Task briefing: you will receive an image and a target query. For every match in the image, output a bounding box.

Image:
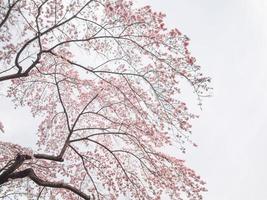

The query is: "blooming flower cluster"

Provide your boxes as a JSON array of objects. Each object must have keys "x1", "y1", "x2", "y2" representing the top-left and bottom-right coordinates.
[{"x1": 0, "y1": 0, "x2": 210, "y2": 199}]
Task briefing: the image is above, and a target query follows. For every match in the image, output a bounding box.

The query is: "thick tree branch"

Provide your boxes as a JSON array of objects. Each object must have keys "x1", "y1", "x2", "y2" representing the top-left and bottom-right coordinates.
[
  {"x1": 0, "y1": 154, "x2": 91, "y2": 199},
  {"x1": 0, "y1": 154, "x2": 31, "y2": 185},
  {"x1": 7, "y1": 168, "x2": 91, "y2": 200},
  {"x1": 33, "y1": 154, "x2": 64, "y2": 162}
]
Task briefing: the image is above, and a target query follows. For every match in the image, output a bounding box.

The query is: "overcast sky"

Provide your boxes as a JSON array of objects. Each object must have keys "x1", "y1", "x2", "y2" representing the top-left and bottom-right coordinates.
[
  {"x1": 1, "y1": 1, "x2": 267, "y2": 200},
  {"x1": 136, "y1": 0, "x2": 267, "y2": 199}
]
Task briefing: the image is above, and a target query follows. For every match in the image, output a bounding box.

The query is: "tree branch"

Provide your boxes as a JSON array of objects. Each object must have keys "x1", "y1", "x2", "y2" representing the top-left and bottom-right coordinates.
[
  {"x1": 0, "y1": 154, "x2": 31, "y2": 184},
  {"x1": 8, "y1": 168, "x2": 91, "y2": 200},
  {"x1": 0, "y1": 154, "x2": 91, "y2": 199},
  {"x1": 0, "y1": 0, "x2": 21, "y2": 29}
]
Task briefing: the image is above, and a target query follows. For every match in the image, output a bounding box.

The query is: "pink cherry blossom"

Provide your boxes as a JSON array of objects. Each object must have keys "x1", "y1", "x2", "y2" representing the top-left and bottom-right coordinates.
[{"x1": 0, "y1": 0, "x2": 210, "y2": 199}]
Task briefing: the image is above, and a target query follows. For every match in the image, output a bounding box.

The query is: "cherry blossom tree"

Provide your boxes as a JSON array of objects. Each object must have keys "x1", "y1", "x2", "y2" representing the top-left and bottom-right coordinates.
[{"x1": 0, "y1": 0, "x2": 210, "y2": 199}]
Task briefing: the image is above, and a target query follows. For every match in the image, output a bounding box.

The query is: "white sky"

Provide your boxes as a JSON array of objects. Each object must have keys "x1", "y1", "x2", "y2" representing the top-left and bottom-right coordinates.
[
  {"x1": 136, "y1": 0, "x2": 267, "y2": 199},
  {"x1": 1, "y1": 0, "x2": 267, "y2": 199}
]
